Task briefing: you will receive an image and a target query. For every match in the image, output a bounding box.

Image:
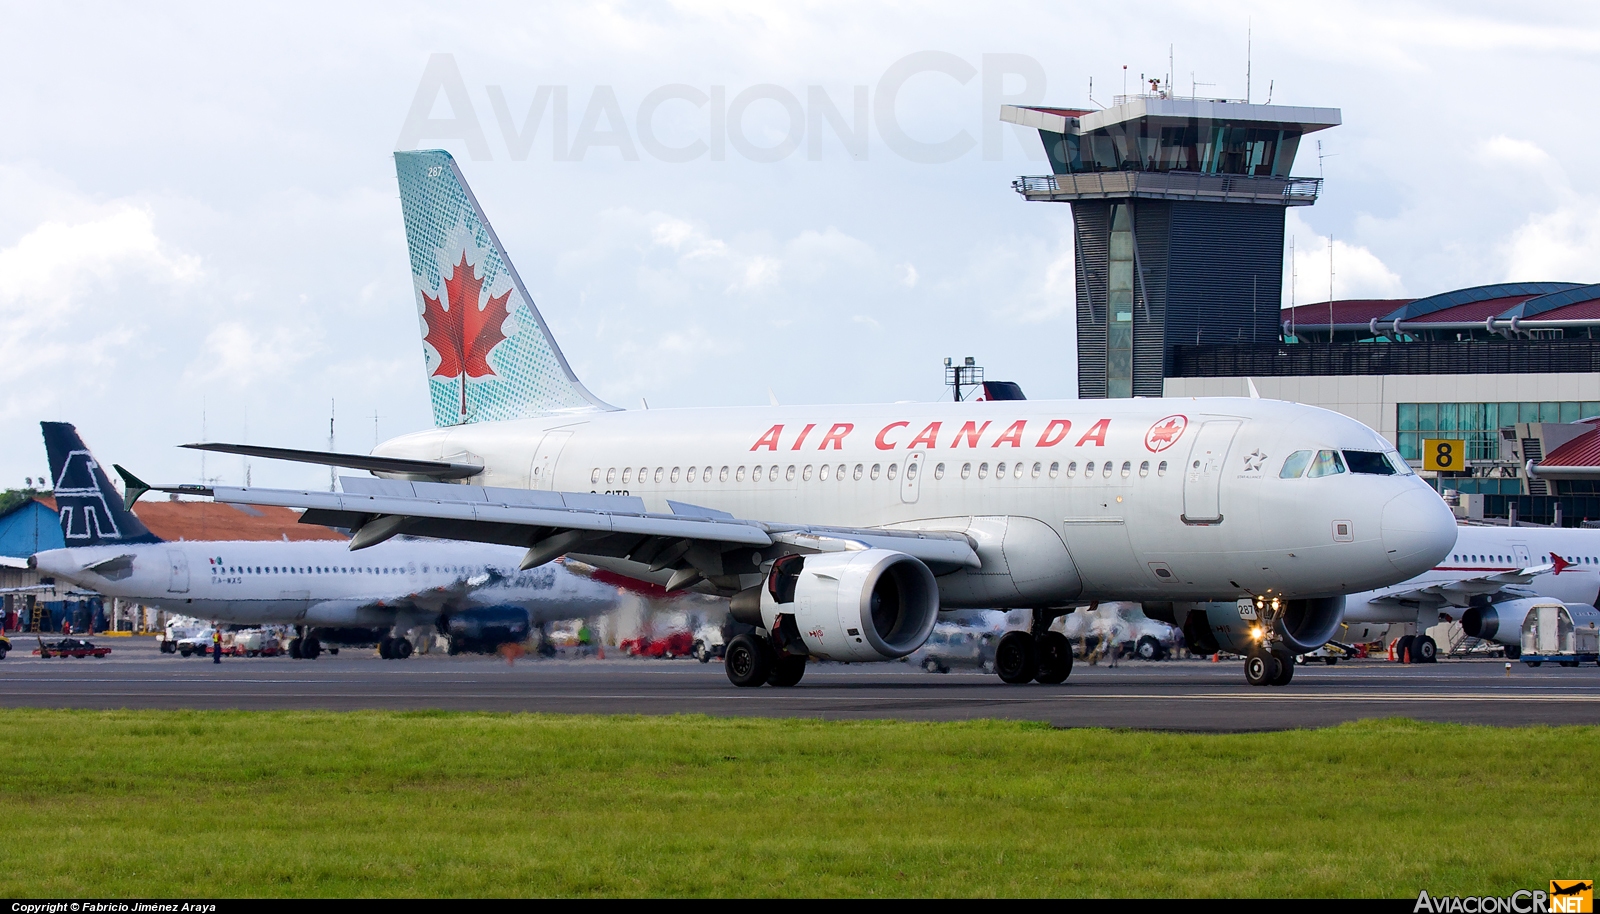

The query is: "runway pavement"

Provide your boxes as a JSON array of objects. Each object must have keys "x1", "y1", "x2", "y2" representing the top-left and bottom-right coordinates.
[{"x1": 3, "y1": 636, "x2": 1599, "y2": 730}]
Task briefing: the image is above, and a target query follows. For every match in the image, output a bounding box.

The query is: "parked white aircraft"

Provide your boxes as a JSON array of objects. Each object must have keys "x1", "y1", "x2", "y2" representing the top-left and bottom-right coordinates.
[
  {"x1": 1337, "y1": 524, "x2": 1600, "y2": 661},
  {"x1": 28, "y1": 422, "x2": 626, "y2": 659},
  {"x1": 190, "y1": 149, "x2": 1458, "y2": 688}
]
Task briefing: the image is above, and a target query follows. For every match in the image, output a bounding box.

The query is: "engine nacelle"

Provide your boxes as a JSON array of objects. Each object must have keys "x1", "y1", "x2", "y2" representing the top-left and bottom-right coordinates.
[
  {"x1": 1178, "y1": 596, "x2": 1345, "y2": 655},
  {"x1": 756, "y1": 549, "x2": 939, "y2": 662},
  {"x1": 1462, "y1": 598, "x2": 1540, "y2": 646}
]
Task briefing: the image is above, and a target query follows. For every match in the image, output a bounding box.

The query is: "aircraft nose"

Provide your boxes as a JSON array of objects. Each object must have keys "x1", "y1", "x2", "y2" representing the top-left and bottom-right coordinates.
[{"x1": 1380, "y1": 485, "x2": 1457, "y2": 577}]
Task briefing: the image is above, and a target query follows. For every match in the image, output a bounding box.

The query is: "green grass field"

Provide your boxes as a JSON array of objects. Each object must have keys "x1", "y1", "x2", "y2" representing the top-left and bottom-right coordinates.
[{"x1": 0, "y1": 711, "x2": 1592, "y2": 897}]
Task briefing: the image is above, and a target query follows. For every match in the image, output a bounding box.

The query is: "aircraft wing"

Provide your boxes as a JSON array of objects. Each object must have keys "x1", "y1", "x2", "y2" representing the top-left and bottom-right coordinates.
[
  {"x1": 210, "y1": 476, "x2": 981, "y2": 596},
  {"x1": 1361, "y1": 560, "x2": 1557, "y2": 608}
]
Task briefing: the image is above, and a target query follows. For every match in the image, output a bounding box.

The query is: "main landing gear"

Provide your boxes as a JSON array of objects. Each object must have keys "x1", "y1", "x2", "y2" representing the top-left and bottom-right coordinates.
[
  {"x1": 378, "y1": 635, "x2": 414, "y2": 659},
  {"x1": 995, "y1": 608, "x2": 1074, "y2": 685},
  {"x1": 724, "y1": 632, "x2": 808, "y2": 688},
  {"x1": 287, "y1": 625, "x2": 322, "y2": 660}
]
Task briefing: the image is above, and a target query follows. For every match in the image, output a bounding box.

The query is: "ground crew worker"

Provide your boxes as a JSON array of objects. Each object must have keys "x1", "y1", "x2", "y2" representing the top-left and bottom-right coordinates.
[{"x1": 212, "y1": 628, "x2": 222, "y2": 664}]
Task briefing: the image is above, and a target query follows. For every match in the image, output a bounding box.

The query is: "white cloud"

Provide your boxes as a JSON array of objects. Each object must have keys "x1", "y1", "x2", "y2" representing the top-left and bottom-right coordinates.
[
  {"x1": 184, "y1": 321, "x2": 321, "y2": 387},
  {"x1": 1285, "y1": 210, "x2": 1405, "y2": 302},
  {"x1": 1503, "y1": 202, "x2": 1600, "y2": 283}
]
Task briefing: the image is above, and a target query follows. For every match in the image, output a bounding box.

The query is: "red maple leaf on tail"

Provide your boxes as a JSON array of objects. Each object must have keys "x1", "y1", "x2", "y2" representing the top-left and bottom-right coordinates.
[{"x1": 421, "y1": 253, "x2": 511, "y2": 380}]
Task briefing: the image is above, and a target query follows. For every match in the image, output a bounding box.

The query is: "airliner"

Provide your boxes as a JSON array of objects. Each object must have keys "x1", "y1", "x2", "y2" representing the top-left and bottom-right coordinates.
[
  {"x1": 189, "y1": 149, "x2": 1459, "y2": 689},
  {"x1": 1337, "y1": 524, "x2": 1600, "y2": 661},
  {"x1": 28, "y1": 422, "x2": 627, "y2": 658}
]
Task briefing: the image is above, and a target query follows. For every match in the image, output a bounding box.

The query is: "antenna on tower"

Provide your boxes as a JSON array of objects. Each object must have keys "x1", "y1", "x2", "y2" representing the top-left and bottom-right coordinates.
[
  {"x1": 328, "y1": 399, "x2": 336, "y2": 492},
  {"x1": 1246, "y1": 20, "x2": 1252, "y2": 103},
  {"x1": 1288, "y1": 236, "x2": 1297, "y2": 340},
  {"x1": 1266, "y1": 79, "x2": 1274, "y2": 104},
  {"x1": 1328, "y1": 234, "x2": 1335, "y2": 347}
]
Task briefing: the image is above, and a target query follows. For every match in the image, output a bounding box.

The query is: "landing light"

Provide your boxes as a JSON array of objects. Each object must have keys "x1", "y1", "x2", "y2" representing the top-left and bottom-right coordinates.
[{"x1": 1250, "y1": 626, "x2": 1264, "y2": 641}]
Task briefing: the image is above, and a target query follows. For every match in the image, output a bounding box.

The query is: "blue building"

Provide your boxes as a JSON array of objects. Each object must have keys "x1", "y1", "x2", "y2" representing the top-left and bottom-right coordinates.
[{"x1": 0, "y1": 495, "x2": 101, "y2": 632}]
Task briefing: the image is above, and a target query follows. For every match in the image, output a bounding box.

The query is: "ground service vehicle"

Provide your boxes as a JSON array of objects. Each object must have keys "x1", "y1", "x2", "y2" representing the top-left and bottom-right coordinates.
[{"x1": 33, "y1": 637, "x2": 111, "y2": 658}]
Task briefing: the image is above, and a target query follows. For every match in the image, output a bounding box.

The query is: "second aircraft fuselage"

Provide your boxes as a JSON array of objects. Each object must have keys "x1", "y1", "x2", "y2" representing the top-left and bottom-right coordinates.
[{"x1": 373, "y1": 397, "x2": 1458, "y2": 608}]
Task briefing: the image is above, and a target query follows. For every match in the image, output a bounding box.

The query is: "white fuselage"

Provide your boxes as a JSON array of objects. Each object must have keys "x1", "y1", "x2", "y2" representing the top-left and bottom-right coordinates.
[
  {"x1": 374, "y1": 397, "x2": 1458, "y2": 608},
  {"x1": 1340, "y1": 525, "x2": 1600, "y2": 641},
  {"x1": 31, "y1": 538, "x2": 623, "y2": 628}
]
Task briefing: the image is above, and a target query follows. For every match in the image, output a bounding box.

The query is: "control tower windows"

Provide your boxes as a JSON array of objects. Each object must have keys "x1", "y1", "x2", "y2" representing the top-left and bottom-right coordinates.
[{"x1": 1107, "y1": 204, "x2": 1136, "y2": 398}]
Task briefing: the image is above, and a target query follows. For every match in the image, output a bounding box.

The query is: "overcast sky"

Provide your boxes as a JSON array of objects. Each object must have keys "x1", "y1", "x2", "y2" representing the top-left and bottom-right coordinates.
[{"x1": 3, "y1": 1, "x2": 1598, "y2": 489}]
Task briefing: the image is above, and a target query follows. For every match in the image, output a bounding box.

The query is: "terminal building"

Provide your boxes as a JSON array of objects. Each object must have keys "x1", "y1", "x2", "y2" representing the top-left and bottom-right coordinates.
[{"x1": 1003, "y1": 95, "x2": 1600, "y2": 525}]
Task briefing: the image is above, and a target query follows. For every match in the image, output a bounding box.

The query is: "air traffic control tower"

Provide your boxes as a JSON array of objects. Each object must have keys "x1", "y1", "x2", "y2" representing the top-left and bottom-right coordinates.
[{"x1": 1002, "y1": 95, "x2": 1339, "y2": 398}]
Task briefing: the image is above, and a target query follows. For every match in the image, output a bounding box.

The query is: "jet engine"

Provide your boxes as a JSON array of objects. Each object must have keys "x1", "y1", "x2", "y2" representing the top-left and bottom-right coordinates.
[
  {"x1": 1166, "y1": 596, "x2": 1346, "y2": 656},
  {"x1": 441, "y1": 605, "x2": 532, "y2": 654},
  {"x1": 733, "y1": 549, "x2": 940, "y2": 662},
  {"x1": 1462, "y1": 598, "x2": 1539, "y2": 646}
]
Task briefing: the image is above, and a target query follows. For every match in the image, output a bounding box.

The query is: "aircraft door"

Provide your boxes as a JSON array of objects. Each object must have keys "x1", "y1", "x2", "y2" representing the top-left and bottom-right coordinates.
[
  {"x1": 166, "y1": 549, "x2": 189, "y2": 593},
  {"x1": 529, "y1": 430, "x2": 573, "y2": 491},
  {"x1": 1182, "y1": 420, "x2": 1241, "y2": 525},
  {"x1": 1512, "y1": 543, "x2": 1531, "y2": 567},
  {"x1": 901, "y1": 452, "x2": 924, "y2": 504}
]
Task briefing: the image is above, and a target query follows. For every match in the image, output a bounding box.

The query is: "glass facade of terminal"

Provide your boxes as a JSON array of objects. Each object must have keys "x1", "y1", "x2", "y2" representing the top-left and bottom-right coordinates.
[
  {"x1": 1044, "y1": 122, "x2": 1302, "y2": 177},
  {"x1": 1399, "y1": 401, "x2": 1600, "y2": 495}
]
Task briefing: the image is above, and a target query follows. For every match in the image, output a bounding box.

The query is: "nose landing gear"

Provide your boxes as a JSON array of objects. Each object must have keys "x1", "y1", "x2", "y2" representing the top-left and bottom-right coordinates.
[{"x1": 1243, "y1": 596, "x2": 1293, "y2": 686}]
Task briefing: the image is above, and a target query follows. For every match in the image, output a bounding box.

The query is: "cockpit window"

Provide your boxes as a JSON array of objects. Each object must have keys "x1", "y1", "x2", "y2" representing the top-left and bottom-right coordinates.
[
  {"x1": 1343, "y1": 450, "x2": 1397, "y2": 475},
  {"x1": 1306, "y1": 449, "x2": 1346, "y2": 478},
  {"x1": 1385, "y1": 452, "x2": 1415, "y2": 475},
  {"x1": 1280, "y1": 450, "x2": 1312, "y2": 479}
]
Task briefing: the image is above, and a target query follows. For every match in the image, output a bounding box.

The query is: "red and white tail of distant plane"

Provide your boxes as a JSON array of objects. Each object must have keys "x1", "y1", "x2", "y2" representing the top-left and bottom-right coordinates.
[{"x1": 193, "y1": 149, "x2": 1458, "y2": 688}]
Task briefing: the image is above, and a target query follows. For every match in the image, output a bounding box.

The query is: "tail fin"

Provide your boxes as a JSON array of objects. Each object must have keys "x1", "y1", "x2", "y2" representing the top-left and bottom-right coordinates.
[
  {"x1": 394, "y1": 149, "x2": 616, "y2": 426},
  {"x1": 41, "y1": 422, "x2": 161, "y2": 546}
]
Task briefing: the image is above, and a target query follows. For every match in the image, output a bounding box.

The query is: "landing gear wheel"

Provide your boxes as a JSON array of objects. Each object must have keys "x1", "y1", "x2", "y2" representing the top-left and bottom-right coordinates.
[
  {"x1": 1033, "y1": 631, "x2": 1074, "y2": 684},
  {"x1": 768, "y1": 655, "x2": 807, "y2": 687},
  {"x1": 1324, "y1": 657, "x2": 1337, "y2": 666},
  {"x1": 378, "y1": 637, "x2": 394, "y2": 659},
  {"x1": 724, "y1": 634, "x2": 773, "y2": 687},
  {"x1": 1245, "y1": 652, "x2": 1280, "y2": 687},
  {"x1": 301, "y1": 637, "x2": 321, "y2": 660},
  {"x1": 395, "y1": 638, "x2": 413, "y2": 659},
  {"x1": 922, "y1": 657, "x2": 945, "y2": 674},
  {"x1": 995, "y1": 631, "x2": 1038, "y2": 684},
  {"x1": 1394, "y1": 635, "x2": 1415, "y2": 663},
  {"x1": 1412, "y1": 635, "x2": 1437, "y2": 664},
  {"x1": 1269, "y1": 650, "x2": 1295, "y2": 686},
  {"x1": 288, "y1": 638, "x2": 302, "y2": 659},
  {"x1": 1503, "y1": 644, "x2": 1521, "y2": 660}
]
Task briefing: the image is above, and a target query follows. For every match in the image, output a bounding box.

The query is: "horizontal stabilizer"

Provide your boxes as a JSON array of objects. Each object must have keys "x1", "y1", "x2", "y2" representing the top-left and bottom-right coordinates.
[{"x1": 182, "y1": 443, "x2": 482, "y2": 480}]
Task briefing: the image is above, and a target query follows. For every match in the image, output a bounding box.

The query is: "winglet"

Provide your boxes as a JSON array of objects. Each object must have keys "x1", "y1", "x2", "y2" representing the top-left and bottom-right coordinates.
[
  {"x1": 113, "y1": 464, "x2": 151, "y2": 511},
  {"x1": 1551, "y1": 552, "x2": 1571, "y2": 575}
]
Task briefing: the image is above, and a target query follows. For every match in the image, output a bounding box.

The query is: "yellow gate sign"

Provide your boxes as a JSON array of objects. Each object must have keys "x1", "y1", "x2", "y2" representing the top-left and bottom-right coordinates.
[{"x1": 1422, "y1": 438, "x2": 1466, "y2": 472}]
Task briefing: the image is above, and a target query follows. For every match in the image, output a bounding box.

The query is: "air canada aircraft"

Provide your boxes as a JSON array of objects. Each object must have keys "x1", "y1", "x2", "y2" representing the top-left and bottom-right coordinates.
[
  {"x1": 28, "y1": 422, "x2": 625, "y2": 658},
  {"x1": 1337, "y1": 524, "x2": 1600, "y2": 661},
  {"x1": 189, "y1": 149, "x2": 1458, "y2": 688}
]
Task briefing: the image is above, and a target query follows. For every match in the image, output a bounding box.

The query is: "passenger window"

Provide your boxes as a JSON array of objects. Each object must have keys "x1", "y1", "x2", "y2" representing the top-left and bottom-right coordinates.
[
  {"x1": 961, "y1": 463, "x2": 971, "y2": 480},
  {"x1": 736, "y1": 466, "x2": 746, "y2": 481},
  {"x1": 703, "y1": 465, "x2": 712, "y2": 481},
  {"x1": 837, "y1": 464, "x2": 846, "y2": 481},
  {"x1": 770, "y1": 464, "x2": 780, "y2": 479},
  {"x1": 1157, "y1": 460, "x2": 1167, "y2": 476},
  {"x1": 671, "y1": 467, "x2": 681, "y2": 483},
  {"x1": 1307, "y1": 450, "x2": 1346, "y2": 477},
  {"x1": 654, "y1": 468, "x2": 664, "y2": 483},
  {"x1": 1085, "y1": 461, "x2": 1096, "y2": 476},
  {"x1": 1032, "y1": 462, "x2": 1042, "y2": 479},
  {"x1": 786, "y1": 465, "x2": 796, "y2": 481},
  {"x1": 606, "y1": 468, "x2": 616, "y2": 485},
  {"x1": 1139, "y1": 461, "x2": 1149, "y2": 477},
  {"x1": 1049, "y1": 461, "x2": 1059, "y2": 478},
  {"x1": 1067, "y1": 461, "x2": 1077, "y2": 477},
  {"x1": 819, "y1": 464, "x2": 830, "y2": 481},
  {"x1": 687, "y1": 466, "x2": 697, "y2": 483},
  {"x1": 978, "y1": 462, "x2": 989, "y2": 479},
  {"x1": 870, "y1": 464, "x2": 880, "y2": 480},
  {"x1": 638, "y1": 466, "x2": 648, "y2": 482},
  {"x1": 1120, "y1": 461, "x2": 1131, "y2": 478},
  {"x1": 853, "y1": 464, "x2": 864, "y2": 480},
  {"x1": 590, "y1": 468, "x2": 600, "y2": 484},
  {"x1": 1103, "y1": 462, "x2": 1114, "y2": 479},
  {"x1": 1343, "y1": 451, "x2": 1397, "y2": 475},
  {"x1": 718, "y1": 466, "x2": 728, "y2": 482},
  {"x1": 752, "y1": 466, "x2": 763, "y2": 482},
  {"x1": 996, "y1": 462, "x2": 1007, "y2": 478},
  {"x1": 887, "y1": 464, "x2": 898, "y2": 480},
  {"x1": 802, "y1": 465, "x2": 813, "y2": 481},
  {"x1": 622, "y1": 468, "x2": 632, "y2": 484},
  {"x1": 934, "y1": 463, "x2": 945, "y2": 480},
  {"x1": 1280, "y1": 450, "x2": 1312, "y2": 478}
]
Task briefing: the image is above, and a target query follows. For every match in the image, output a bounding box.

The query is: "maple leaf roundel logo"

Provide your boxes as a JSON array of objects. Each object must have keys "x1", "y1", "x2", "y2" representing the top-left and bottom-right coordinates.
[
  {"x1": 422, "y1": 253, "x2": 511, "y2": 380},
  {"x1": 1144, "y1": 415, "x2": 1188, "y2": 452}
]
